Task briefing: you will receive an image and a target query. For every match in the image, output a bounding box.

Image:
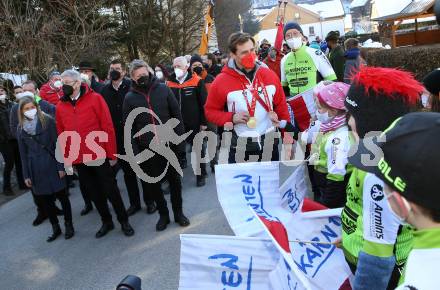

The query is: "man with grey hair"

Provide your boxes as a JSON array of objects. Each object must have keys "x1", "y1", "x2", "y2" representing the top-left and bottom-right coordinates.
[
  {"x1": 123, "y1": 59, "x2": 190, "y2": 232},
  {"x1": 56, "y1": 69, "x2": 135, "y2": 238},
  {"x1": 167, "y1": 56, "x2": 208, "y2": 187}
]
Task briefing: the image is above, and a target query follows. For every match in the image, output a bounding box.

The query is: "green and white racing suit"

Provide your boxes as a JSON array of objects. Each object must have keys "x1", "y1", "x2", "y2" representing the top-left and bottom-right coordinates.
[
  {"x1": 396, "y1": 228, "x2": 440, "y2": 290},
  {"x1": 310, "y1": 125, "x2": 354, "y2": 208},
  {"x1": 342, "y1": 169, "x2": 413, "y2": 272},
  {"x1": 281, "y1": 45, "x2": 336, "y2": 96}
]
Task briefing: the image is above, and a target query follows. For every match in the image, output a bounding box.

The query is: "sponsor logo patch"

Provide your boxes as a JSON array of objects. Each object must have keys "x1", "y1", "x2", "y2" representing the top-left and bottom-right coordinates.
[{"x1": 371, "y1": 184, "x2": 384, "y2": 201}]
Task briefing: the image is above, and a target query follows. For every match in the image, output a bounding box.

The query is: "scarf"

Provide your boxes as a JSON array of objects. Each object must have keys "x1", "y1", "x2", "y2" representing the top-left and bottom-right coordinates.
[
  {"x1": 320, "y1": 114, "x2": 346, "y2": 133},
  {"x1": 23, "y1": 117, "x2": 38, "y2": 135}
]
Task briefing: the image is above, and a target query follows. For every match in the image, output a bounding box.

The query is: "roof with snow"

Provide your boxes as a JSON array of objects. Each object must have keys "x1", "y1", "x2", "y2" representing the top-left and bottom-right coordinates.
[
  {"x1": 297, "y1": 0, "x2": 345, "y2": 18},
  {"x1": 254, "y1": 7, "x2": 275, "y2": 17},
  {"x1": 373, "y1": 0, "x2": 412, "y2": 18},
  {"x1": 350, "y1": 0, "x2": 368, "y2": 9},
  {"x1": 373, "y1": 0, "x2": 435, "y2": 21}
]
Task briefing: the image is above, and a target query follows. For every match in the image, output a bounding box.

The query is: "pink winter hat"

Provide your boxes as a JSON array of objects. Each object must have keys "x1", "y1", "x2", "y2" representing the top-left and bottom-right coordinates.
[{"x1": 314, "y1": 81, "x2": 350, "y2": 110}]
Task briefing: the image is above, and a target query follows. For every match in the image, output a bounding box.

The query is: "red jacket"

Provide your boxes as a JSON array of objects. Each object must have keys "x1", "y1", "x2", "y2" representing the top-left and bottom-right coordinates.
[
  {"x1": 264, "y1": 53, "x2": 282, "y2": 80},
  {"x1": 40, "y1": 82, "x2": 62, "y2": 105},
  {"x1": 204, "y1": 61, "x2": 290, "y2": 137},
  {"x1": 56, "y1": 84, "x2": 117, "y2": 165}
]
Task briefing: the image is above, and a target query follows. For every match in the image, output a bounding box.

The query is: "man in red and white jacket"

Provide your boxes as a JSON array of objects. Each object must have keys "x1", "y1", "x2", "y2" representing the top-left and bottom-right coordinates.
[
  {"x1": 40, "y1": 71, "x2": 63, "y2": 105},
  {"x1": 56, "y1": 69, "x2": 134, "y2": 239},
  {"x1": 205, "y1": 32, "x2": 297, "y2": 163}
]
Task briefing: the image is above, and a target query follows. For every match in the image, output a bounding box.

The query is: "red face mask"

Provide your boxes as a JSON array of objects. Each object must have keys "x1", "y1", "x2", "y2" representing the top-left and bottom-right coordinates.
[{"x1": 241, "y1": 52, "x2": 257, "y2": 70}]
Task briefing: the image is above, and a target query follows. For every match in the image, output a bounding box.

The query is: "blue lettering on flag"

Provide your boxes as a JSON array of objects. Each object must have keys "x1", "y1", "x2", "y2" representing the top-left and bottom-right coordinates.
[
  {"x1": 234, "y1": 174, "x2": 276, "y2": 222},
  {"x1": 208, "y1": 253, "x2": 253, "y2": 290},
  {"x1": 293, "y1": 216, "x2": 342, "y2": 278},
  {"x1": 282, "y1": 185, "x2": 301, "y2": 214}
]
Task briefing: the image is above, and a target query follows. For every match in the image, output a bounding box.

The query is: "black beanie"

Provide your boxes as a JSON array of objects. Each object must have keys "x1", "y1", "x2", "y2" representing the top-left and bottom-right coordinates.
[
  {"x1": 283, "y1": 22, "x2": 303, "y2": 39},
  {"x1": 423, "y1": 68, "x2": 440, "y2": 96},
  {"x1": 345, "y1": 66, "x2": 423, "y2": 138},
  {"x1": 190, "y1": 54, "x2": 203, "y2": 66}
]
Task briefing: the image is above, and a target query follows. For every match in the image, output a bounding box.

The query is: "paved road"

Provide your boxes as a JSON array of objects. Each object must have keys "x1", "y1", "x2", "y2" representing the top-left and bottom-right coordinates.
[
  {"x1": 0, "y1": 154, "x2": 295, "y2": 290},
  {"x1": 0, "y1": 162, "x2": 233, "y2": 290}
]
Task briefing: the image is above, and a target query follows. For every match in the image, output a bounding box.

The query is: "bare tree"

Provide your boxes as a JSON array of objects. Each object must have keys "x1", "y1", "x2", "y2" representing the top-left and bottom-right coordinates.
[
  {"x1": 214, "y1": 0, "x2": 252, "y2": 52},
  {"x1": 0, "y1": 0, "x2": 208, "y2": 81},
  {"x1": 0, "y1": 0, "x2": 115, "y2": 82}
]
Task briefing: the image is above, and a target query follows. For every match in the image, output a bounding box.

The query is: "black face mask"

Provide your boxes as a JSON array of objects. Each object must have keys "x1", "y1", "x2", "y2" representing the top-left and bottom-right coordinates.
[
  {"x1": 193, "y1": 67, "x2": 203, "y2": 76},
  {"x1": 110, "y1": 70, "x2": 121, "y2": 81},
  {"x1": 62, "y1": 84, "x2": 74, "y2": 97},
  {"x1": 135, "y1": 74, "x2": 151, "y2": 90}
]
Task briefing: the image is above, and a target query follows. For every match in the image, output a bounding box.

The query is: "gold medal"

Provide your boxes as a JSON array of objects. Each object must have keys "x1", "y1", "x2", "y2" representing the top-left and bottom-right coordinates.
[{"x1": 247, "y1": 117, "x2": 257, "y2": 129}]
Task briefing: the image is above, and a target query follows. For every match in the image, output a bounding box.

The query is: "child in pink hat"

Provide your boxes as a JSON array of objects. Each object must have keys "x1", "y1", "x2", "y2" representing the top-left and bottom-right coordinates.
[{"x1": 306, "y1": 81, "x2": 352, "y2": 208}]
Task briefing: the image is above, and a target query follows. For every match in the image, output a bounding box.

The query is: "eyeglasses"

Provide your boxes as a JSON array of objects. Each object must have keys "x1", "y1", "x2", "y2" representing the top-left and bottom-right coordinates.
[
  {"x1": 285, "y1": 32, "x2": 302, "y2": 39},
  {"x1": 62, "y1": 80, "x2": 77, "y2": 86}
]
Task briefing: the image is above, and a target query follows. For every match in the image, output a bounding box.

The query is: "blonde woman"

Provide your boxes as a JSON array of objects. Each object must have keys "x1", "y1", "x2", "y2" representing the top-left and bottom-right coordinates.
[{"x1": 17, "y1": 96, "x2": 74, "y2": 242}]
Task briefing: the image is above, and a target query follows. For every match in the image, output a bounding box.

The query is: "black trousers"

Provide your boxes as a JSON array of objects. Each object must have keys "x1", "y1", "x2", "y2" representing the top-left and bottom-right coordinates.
[
  {"x1": 76, "y1": 160, "x2": 128, "y2": 224},
  {"x1": 313, "y1": 170, "x2": 348, "y2": 209},
  {"x1": 32, "y1": 191, "x2": 48, "y2": 215},
  {"x1": 78, "y1": 177, "x2": 93, "y2": 208},
  {"x1": 140, "y1": 154, "x2": 183, "y2": 216},
  {"x1": 41, "y1": 189, "x2": 72, "y2": 225},
  {"x1": 184, "y1": 129, "x2": 206, "y2": 177},
  {"x1": 0, "y1": 140, "x2": 25, "y2": 190},
  {"x1": 117, "y1": 158, "x2": 153, "y2": 207},
  {"x1": 228, "y1": 133, "x2": 280, "y2": 164}
]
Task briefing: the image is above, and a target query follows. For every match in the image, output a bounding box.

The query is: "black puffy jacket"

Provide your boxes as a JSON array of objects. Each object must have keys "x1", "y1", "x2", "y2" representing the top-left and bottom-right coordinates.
[
  {"x1": 123, "y1": 77, "x2": 185, "y2": 154},
  {"x1": 0, "y1": 100, "x2": 14, "y2": 143}
]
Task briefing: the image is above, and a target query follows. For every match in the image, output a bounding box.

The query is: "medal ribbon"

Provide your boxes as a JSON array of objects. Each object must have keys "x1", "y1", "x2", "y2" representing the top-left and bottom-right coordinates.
[
  {"x1": 241, "y1": 83, "x2": 257, "y2": 117},
  {"x1": 241, "y1": 73, "x2": 273, "y2": 118},
  {"x1": 256, "y1": 75, "x2": 273, "y2": 112}
]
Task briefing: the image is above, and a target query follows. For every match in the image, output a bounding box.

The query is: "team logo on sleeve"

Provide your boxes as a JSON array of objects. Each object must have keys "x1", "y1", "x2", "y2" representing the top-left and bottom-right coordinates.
[
  {"x1": 370, "y1": 184, "x2": 384, "y2": 201},
  {"x1": 369, "y1": 184, "x2": 385, "y2": 239},
  {"x1": 315, "y1": 50, "x2": 323, "y2": 55},
  {"x1": 331, "y1": 138, "x2": 341, "y2": 165}
]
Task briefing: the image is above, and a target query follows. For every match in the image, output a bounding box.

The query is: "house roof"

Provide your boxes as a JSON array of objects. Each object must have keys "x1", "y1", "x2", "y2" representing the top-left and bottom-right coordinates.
[
  {"x1": 350, "y1": 0, "x2": 369, "y2": 9},
  {"x1": 254, "y1": 7, "x2": 275, "y2": 17},
  {"x1": 372, "y1": 0, "x2": 435, "y2": 21},
  {"x1": 258, "y1": 1, "x2": 321, "y2": 25},
  {"x1": 297, "y1": 0, "x2": 345, "y2": 18}
]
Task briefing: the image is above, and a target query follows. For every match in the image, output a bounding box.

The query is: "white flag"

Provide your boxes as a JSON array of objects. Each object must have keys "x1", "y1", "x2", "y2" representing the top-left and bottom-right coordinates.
[
  {"x1": 279, "y1": 163, "x2": 309, "y2": 214},
  {"x1": 179, "y1": 235, "x2": 279, "y2": 290},
  {"x1": 215, "y1": 161, "x2": 351, "y2": 290}
]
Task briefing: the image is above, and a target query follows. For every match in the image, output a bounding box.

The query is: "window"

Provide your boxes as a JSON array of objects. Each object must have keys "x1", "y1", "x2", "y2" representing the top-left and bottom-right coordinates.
[{"x1": 309, "y1": 26, "x2": 315, "y2": 36}]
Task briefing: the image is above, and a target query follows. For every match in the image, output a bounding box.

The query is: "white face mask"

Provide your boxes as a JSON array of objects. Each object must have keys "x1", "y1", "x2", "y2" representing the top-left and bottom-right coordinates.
[
  {"x1": 80, "y1": 73, "x2": 89, "y2": 81},
  {"x1": 155, "y1": 71, "x2": 164, "y2": 80},
  {"x1": 386, "y1": 198, "x2": 411, "y2": 226},
  {"x1": 174, "y1": 68, "x2": 185, "y2": 79},
  {"x1": 53, "y1": 80, "x2": 63, "y2": 89},
  {"x1": 316, "y1": 110, "x2": 333, "y2": 124},
  {"x1": 24, "y1": 108, "x2": 37, "y2": 120},
  {"x1": 421, "y1": 93, "x2": 430, "y2": 108},
  {"x1": 286, "y1": 37, "x2": 303, "y2": 50},
  {"x1": 0, "y1": 94, "x2": 6, "y2": 102}
]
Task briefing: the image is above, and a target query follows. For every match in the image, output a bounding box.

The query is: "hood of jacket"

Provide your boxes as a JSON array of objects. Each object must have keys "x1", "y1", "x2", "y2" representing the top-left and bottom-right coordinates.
[
  {"x1": 130, "y1": 74, "x2": 160, "y2": 94},
  {"x1": 345, "y1": 48, "x2": 360, "y2": 60}
]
